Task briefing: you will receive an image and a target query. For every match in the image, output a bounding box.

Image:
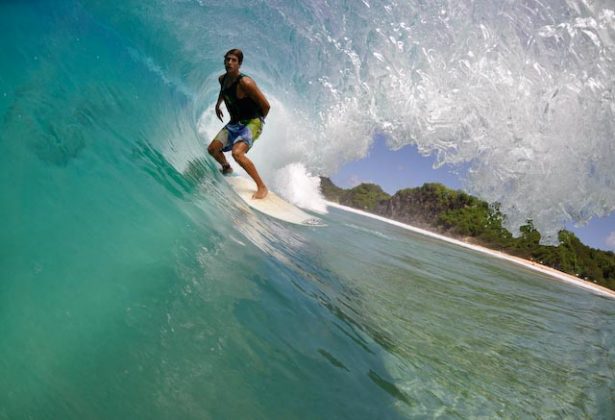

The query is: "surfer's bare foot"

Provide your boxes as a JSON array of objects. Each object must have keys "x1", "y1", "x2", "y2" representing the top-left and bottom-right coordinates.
[
  {"x1": 221, "y1": 164, "x2": 233, "y2": 175},
  {"x1": 252, "y1": 186, "x2": 268, "y2": 199}
]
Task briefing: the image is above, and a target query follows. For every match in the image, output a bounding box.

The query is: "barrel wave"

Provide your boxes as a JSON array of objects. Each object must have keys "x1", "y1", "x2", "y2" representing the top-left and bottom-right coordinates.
[{"x1": 1, "y1": 1, "x2": 614, "y2": 418}]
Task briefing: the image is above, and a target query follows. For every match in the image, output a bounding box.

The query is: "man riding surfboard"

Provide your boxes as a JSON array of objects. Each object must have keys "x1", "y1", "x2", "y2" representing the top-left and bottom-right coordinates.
[{"x1": 207, "y1": 49, "x2": 271, "y2": 199}]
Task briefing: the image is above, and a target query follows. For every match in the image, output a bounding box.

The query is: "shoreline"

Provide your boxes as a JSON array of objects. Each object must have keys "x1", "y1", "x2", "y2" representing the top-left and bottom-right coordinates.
[{"x1": 326, "y1": 202, "x2": 615, "y2": 300}]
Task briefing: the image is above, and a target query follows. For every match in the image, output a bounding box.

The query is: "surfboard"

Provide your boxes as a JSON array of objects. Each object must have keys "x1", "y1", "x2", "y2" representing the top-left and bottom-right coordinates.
[{"x1": 227, "y1": 175, "x2": 326, "y2": 227}]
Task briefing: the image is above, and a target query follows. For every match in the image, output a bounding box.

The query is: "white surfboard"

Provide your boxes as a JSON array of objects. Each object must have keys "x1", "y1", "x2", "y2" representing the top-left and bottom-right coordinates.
[{"x1": 227, "y1": 175, "x2": 325, "y2": 227}]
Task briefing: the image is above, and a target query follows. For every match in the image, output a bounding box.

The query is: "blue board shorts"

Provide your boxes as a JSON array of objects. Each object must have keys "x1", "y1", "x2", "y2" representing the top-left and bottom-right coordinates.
[{"x1": 213, "y1": 117, "x2": 264, "y2": 152}]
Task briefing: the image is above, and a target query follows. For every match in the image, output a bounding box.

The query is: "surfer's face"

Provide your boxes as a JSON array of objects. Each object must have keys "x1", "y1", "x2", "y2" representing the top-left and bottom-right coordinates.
[{"x1": 224, "y1": 54, "x2": 240, "y2": 73}]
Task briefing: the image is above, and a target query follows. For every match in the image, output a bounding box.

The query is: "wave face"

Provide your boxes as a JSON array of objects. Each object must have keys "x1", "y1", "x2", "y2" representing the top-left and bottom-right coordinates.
[{"x1": 1, "y1": 1, "x2": 614, "y2": 418}]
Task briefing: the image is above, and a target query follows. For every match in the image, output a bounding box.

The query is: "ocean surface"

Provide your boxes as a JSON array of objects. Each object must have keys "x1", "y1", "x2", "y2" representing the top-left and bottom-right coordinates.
[{"x1": 2, "y1": 1, "x2": 614, "y2": 418}]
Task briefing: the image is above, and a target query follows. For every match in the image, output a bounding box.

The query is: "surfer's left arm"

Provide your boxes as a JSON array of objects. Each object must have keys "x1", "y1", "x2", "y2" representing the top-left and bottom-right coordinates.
[
  {"x1": 215, "y1": 74, "x2": 225, "y2": 121},
  {"x1": 241, "y1": 77, "x2": 270, "y2": 118}
]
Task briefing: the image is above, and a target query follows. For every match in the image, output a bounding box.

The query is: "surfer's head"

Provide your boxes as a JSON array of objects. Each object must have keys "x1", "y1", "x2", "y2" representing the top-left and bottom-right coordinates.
[
  {"x1": 224, "y1": 49, "x2": 243, "y2": 74},
  {"x1": 224, "y1": 48, "x2": 243, "y2": 66}
]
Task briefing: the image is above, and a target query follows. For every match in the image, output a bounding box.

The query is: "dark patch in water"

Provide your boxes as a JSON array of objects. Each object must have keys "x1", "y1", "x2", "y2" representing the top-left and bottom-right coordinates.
[
  {"x1": 2, "y1": 85, "x2": 92, "y2": 166},
  {"x1": 368, "y1": 369, "x2": 413, "y2": 406},
  {"x1": 317, "y1": 348, "x2": 350, "y2": 372}
]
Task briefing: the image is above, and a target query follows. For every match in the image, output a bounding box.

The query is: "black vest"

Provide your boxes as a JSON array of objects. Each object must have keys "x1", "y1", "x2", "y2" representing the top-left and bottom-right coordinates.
[{"x1": 220, "y1": 73, "x2": 261, "y2": 122}]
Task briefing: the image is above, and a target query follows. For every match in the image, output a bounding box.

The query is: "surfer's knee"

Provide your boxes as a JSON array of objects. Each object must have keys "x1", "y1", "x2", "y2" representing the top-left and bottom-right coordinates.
[
  {"x1": 231, "y1": 149, "x2": 245, "y2": 162},
  {"x1": 231, "y1": 141, "x2": 249, "y2": 162},
  {"x1": 207, "y1": 142, "x2": 220, "y2": 156}
]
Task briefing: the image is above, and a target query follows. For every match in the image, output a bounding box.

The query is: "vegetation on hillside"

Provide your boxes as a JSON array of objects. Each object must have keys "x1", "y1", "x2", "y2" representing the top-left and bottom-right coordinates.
[
  {"x1": 321, "y1": 177, "x2": 391, "y2": 211},
  {"x1": 321, "y1": 178, "x2": 615, "y2": 291}
]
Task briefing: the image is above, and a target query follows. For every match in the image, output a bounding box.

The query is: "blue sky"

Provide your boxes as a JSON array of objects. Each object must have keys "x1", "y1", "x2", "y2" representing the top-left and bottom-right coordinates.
[{"x1": 331, "y1": 135, "x2": 615, "y2": 252}]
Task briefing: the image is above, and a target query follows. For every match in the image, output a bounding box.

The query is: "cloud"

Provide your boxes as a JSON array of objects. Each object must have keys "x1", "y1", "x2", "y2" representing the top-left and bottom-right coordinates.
[{"x1": 606, "y1": 231, "x2": 615, "y2": 250}]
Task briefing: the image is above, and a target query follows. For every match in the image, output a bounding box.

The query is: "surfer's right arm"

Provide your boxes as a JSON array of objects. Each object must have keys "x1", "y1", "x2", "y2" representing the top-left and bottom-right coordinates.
[{"x1": 215, "y1": 75, "x2": 224, "y2": 121}]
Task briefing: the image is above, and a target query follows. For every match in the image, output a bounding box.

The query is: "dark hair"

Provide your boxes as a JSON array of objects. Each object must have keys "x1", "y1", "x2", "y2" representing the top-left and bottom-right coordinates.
[{"x1": 224, "y1": 48, "x2": 243, "y2": 65}]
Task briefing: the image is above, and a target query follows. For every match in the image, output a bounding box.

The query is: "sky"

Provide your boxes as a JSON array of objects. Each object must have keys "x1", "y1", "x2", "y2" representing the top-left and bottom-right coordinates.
[{"x1": 330, "y1": 134, "x2": 615, "y2": 252}]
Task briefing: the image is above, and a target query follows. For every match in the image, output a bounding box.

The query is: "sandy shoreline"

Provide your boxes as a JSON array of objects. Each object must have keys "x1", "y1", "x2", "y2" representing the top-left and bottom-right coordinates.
[{"x1": 326, "y1": 202, "x2": 615, "y2": 300}]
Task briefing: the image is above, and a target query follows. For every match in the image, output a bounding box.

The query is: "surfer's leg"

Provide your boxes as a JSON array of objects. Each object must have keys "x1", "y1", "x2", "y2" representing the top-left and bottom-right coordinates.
[
  {"x1": 231, "y1": 142, "x2": 268, "y2": 199},
  {"x1": 207, "y1": 139, "x2": 233, "y2": 174}
]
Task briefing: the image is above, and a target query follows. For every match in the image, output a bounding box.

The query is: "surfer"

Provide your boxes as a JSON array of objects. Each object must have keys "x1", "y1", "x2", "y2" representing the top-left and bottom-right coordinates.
[{"x1": 208, "y1": 48, "x2": 271, "y2": 199}]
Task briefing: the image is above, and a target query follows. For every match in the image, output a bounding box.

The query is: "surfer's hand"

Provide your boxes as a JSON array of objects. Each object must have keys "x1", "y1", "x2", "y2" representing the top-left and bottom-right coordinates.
[{"x1": 215, "y1": 106, "x2": 223, "y2": 122}]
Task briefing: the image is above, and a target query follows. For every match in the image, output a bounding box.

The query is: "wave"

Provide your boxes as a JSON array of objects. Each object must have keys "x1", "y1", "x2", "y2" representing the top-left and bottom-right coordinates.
[
  {"x1": 2, "y1": 2, "x2": 615, "y2": 417},
  {"x1": 5, "y1": 0, "x2": 611, "y2": 241}
]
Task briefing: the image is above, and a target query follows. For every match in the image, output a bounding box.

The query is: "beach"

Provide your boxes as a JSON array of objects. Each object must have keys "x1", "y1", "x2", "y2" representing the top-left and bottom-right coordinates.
[{"x1": 327, "y1": 202, "x2": 615, "y2": 299}]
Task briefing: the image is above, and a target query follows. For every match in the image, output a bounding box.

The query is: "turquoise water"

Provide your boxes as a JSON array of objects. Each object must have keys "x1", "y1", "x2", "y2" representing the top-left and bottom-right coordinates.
[{"x1": 2, "y1": 1, "x2": 614, "y2": 418}]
